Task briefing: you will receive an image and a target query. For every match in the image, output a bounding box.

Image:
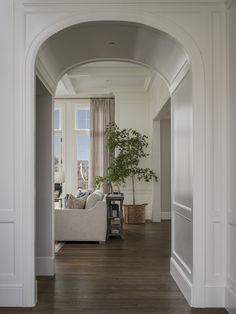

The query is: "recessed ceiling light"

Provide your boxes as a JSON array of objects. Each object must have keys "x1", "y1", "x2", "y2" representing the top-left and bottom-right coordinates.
[{"x1": 106, "y1": 41, "x2": 117, "y2": 47}]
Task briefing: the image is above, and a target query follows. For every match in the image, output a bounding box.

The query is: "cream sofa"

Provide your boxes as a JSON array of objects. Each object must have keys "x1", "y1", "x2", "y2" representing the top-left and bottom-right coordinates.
[{"x1": 55, "y1": 200, "x2": 107, "y2": 243}]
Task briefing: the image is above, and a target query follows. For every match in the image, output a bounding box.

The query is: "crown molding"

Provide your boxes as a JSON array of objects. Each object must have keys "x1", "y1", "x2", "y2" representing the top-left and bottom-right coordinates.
[{"x1": 21, "y1": 0, "x2": 226, "y2": 5}]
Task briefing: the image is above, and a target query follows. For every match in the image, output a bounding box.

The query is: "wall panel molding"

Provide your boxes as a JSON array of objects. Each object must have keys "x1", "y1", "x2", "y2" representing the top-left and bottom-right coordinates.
[
  {"x1": 173, "y1": 251, "x2": 192, "y2": 275},
  {"x1": 226, "y1": 286, "x2": 236, "y2": 313},
  {"x1": 205, "y1": 286, "x2": 225, "y2": 307},
  {"x1": 0, "y1": 285, "x2": 23, "y2": 307}
]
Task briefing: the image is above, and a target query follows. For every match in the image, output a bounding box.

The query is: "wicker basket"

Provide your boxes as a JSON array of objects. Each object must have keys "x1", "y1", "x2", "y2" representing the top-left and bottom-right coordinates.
[{"x1": 123, "y1": 204, "x2": 146, "y2": 224}]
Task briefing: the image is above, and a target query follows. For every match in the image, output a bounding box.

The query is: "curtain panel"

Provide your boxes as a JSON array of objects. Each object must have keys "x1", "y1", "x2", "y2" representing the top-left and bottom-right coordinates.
[{"x1": 89, "y1": 98, "x2": 115, "y2": 191}]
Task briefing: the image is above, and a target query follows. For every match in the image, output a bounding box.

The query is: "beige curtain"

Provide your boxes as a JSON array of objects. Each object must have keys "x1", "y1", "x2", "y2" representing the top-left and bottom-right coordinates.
[{"x1": 89, "y1": 98, "x2": 115, "y2": 191}]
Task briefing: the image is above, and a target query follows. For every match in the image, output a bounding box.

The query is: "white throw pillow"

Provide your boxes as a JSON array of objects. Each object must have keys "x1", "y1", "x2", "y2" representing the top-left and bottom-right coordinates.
[{"x1": 85, "y1": 191, "x2": 102, "y2": 209}]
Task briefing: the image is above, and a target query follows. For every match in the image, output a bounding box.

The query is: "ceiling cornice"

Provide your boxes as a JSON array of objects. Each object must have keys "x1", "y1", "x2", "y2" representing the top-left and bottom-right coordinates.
[
  {"x1": 23, "y1": 0, "x2": 226, "y2": 7},
  {"x1": 61, "y1": 74, "x2": 76, "y2": 95}
]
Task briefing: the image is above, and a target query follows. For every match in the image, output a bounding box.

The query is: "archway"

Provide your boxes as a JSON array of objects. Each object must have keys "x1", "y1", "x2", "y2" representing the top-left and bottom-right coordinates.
[{"x1": 22, "y1": 15, "x2": 205, "y2": 307}]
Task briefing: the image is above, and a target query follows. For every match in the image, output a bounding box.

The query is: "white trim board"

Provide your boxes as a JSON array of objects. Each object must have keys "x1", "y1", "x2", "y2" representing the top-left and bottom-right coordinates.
[
  {"x1": 170, "y1": 257, "x2": 192, "y2": 305},
  {"x1": 205, "y1": 286, "x2": 225, "y2": 307},
  {"x1": 35, "y1": 257, "x2": 55, "y2": 276},
  {"x1": 161, "y1": 211, "x2": 171, "y2": 220},
  {"x1": 226, "y1": 287, "x2": 236, "y2": 313},
  {"x1": 0, "y1": 286, "x2": 23, "y2": 307},
  {"x1": 15, "y1": 5, "x2": 210, "y2": 307}
]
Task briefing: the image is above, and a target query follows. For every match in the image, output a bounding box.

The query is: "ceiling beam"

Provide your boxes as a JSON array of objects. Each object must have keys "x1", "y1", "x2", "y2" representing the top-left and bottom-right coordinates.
[{"x1": 68, "y1": 67, "x2": 153, "y2": 78}]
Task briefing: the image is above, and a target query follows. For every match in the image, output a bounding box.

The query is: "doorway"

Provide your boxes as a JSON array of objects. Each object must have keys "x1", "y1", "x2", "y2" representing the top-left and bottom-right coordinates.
[
  {"x1": 152, "y1": 99, "x2": 171, "y2": 222},
  {"x1": 35, "y1": 77, "x2": 54, "y2": 276},
  {"x1": 21, "y1": 17, "x2": 206, "y2": 307}
]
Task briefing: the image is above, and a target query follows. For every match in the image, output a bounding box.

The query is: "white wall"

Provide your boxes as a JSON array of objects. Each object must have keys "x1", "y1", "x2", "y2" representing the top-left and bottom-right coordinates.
[
  {"x1": 150, "y1": 77, "x2": 170, "y2": 120},
  {"x1": 0, "y1": 0, "x2": 22, "y2": 306},
  {"x1": 35, "y1": 78, "x2": 54, "y2": 276},
  {"x1": 226, "y1": 1, "x2": 236, "y2": 313},
  {"x1": 170, "y1": 72, "x2": 193, "y2": 302},
  {"x1": 115, "y1": 92, "x2": 153, "y2": 219},
  {"x1": 150, "y1": 76, "x2": 170, "y2": 222},
  {"x1": 160, "y1": 118, "x2": 171, "y2": 220}
]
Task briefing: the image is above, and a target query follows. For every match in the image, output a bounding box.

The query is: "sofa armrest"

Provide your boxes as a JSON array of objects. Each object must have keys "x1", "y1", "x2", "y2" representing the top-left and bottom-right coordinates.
[{"x1": 55, "y1": 200, "x2": 107, "y2": 242}]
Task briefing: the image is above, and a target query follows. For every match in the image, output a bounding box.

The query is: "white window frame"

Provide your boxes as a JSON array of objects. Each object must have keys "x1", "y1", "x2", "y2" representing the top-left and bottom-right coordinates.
[
  {"x1": 75, "y1": 107, "x2": 90, "y2": 131},
  {"x1": 74, "y1": 104, "x2": 90, "y2": 190},
  {"x1": 54, "y1": 104, "x2": 65, "y2": 193},
  {"x1": 54, "y1": 100, "x2": 90, "y2": 195}
]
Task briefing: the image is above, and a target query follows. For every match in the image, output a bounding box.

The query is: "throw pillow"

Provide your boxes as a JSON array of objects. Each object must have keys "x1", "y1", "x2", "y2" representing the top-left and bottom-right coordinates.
[
  {"x1": 66, "y1": 194, "x2": 87, "y2": 209},
  {"x1": 76, "y1": 188, "x2": 93, "y2": 198},
  {"x1": 85, "y1": 191, "x2": 102, "y2": 209}
]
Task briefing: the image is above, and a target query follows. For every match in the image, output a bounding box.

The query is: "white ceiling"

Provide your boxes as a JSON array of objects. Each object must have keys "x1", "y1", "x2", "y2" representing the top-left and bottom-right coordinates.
[
  {"x1": 55, "y1": 61, "x2": 156, "y2": 96},
  {"x1": 37, "y1": 21, "x2": 188, "y2": 93}
]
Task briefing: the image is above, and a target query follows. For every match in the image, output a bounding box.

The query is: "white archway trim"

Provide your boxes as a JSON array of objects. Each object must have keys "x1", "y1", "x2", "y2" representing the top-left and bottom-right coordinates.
[{"x1": 17, "y1": 8, "x2": 206, "y2": 307}]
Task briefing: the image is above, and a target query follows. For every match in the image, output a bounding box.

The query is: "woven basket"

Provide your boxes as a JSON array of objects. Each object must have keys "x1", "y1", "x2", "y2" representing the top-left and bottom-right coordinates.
[{"x1": 123, "y1": 204, "x2": 146, "y2": 224}]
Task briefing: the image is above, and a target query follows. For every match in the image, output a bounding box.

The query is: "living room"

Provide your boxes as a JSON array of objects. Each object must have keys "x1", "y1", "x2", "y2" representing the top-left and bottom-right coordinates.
[{"x1": 35, "y1": 60, "x2": 172, "y2": 255}]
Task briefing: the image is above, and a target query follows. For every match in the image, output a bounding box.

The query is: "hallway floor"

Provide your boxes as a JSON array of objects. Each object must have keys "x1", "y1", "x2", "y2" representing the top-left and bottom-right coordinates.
[{"x1": 0, "y1": 221, "x2": 228, "y2": 313}]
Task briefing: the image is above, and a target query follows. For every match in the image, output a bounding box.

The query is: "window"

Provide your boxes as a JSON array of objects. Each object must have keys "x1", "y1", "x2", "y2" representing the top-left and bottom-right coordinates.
[
  {"x1": 54, "y1": 134, "x2": 62, "y2": 172},
  {"x1": 54, "y1": 108, "x2": 63, "y2": 172},
  {"x1": 76, "y1": 135, "x2": 90, "y2": 189},
  {"x1": 53, "y1": 103, "x2": 90, "y2": 193},
  {"x1": 76, "y1": 109, "x2": 90, "y2": 130},
  {"x1": 54, "y1": 109, "x2": 61, "y2": 130},
  {"x1": 75, "y1": 107, "x2": 90, "y2": 189}
]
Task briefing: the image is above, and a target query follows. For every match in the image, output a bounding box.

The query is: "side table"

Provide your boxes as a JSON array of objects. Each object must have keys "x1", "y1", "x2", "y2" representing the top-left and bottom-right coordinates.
[{"x1": 106, "y1": 193, "x2": 124, "y2": 240}]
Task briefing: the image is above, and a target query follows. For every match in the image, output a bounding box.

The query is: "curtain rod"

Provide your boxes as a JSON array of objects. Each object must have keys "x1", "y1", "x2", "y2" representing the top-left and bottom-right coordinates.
[{"x1": 54, "y1": 97, "x2": 115, "y2": 100}]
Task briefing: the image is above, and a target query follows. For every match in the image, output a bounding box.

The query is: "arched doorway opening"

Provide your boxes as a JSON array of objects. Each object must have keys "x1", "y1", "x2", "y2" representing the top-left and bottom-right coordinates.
[{"x1": 23, "y1": 17, "x2": 205, "y2": 307}]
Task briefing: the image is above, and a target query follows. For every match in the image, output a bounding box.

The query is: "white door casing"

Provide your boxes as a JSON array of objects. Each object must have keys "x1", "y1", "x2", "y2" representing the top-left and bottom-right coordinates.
[{"x1": 21, "y1": 9, "x2": 206, "y2": 307}]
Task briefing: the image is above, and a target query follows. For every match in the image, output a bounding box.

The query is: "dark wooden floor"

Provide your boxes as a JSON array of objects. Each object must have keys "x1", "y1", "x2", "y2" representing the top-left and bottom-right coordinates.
[{"x1": 0, "y1": 221, "x2": 228, "y2": 313}]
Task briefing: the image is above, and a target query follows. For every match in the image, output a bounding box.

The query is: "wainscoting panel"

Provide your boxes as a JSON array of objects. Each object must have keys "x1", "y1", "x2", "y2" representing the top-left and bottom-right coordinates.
[
  {"x1": 0, "y1": 222, "x2": 15, "y2": 276},
  {"x1": 228, "y1": 221, "x2": 236, "y2": 289},
  {"x1": 171, "y1": 71, "x2": 193, "y2": 304},
  {"x1": 173, "y1": 210, "x2": 192, "y2": 278}
]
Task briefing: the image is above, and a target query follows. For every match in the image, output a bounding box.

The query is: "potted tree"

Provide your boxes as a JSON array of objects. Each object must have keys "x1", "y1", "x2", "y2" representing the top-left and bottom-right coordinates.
[{"x1": 95, "y1": 123, "x2": 158, "y2": 223}]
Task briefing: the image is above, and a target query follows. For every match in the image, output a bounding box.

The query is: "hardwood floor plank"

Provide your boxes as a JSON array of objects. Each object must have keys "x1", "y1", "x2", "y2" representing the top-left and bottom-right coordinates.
[{"x1": 0, "y1": 221, "x2": 228, "y2": 313}]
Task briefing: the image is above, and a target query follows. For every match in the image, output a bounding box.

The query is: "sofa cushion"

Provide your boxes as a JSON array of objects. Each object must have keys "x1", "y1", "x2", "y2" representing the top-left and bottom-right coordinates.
[
  {"x1": 66, "y1": 193, "x2": 87, "y2": 209},
  {"x1": 85, "y1": 191, "x2": 103, "y2": 209}
]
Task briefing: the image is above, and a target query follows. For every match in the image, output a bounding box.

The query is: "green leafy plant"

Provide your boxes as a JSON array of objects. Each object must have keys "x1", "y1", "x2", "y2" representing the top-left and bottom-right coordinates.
[{"x1": 95, "y1": 123, "x2": 158, "y2": 204}]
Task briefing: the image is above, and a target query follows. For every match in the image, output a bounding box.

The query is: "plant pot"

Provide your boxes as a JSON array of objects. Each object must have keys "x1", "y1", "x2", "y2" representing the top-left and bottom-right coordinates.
[{"x1": 123, "y1": 204, "x2": 147, "y2": 224}]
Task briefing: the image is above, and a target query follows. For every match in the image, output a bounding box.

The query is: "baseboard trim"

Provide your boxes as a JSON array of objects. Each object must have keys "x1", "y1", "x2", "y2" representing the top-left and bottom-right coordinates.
[
  {"x1": 36, "y1": 256, "x2": 55, "y2": 276},
  {"x1": 205, "y1": 286, "x2": 225, "y2": 307},
  {"x1": 0, "y1": 285, "x2": 23, "y2": 306},
  {"x1": 226, "y1": 286, "x2": 236, "y2": 313},
  {"x1": 145, "y1": 210, "x2": 152, "y2": 220},
  {"x1": 161, "y1": 211, "x2": 171, "y2": 220},
  {"x1": 170, "y1": 257, "x2": 192, "y2": 305}
]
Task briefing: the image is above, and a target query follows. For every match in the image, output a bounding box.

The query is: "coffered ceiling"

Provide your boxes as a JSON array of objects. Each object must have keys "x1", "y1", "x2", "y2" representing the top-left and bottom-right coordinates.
[{"x1": 55, "y1": 61, "x2": 156, "y2": 96}]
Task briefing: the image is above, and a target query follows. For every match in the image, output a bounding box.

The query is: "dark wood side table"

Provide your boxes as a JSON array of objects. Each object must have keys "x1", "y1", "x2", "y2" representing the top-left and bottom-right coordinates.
[{"x1": 106, "y1": 193, "x2": 124, "y2": 240}]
